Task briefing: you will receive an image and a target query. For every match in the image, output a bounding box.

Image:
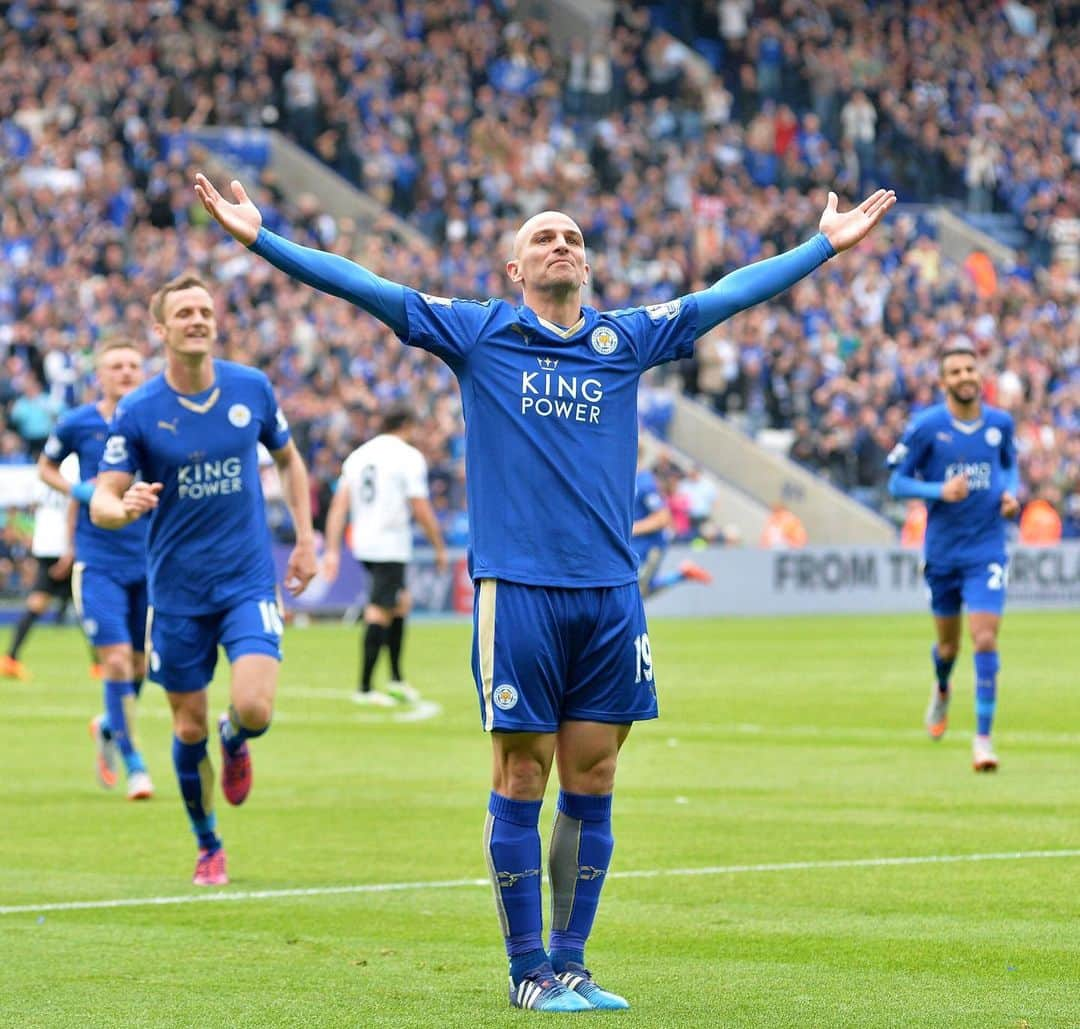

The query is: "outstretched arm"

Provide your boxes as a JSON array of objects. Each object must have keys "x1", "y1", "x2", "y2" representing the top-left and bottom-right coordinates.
[
  {"x1": 694, "y1": 188, "x2": 895, "y2": 336},
  {"x1": 194, "y1": 173, "x2": 408, "y2": 336},
  {"x1": 889, "y1": 470, "x2": 969, "y2": 503}
]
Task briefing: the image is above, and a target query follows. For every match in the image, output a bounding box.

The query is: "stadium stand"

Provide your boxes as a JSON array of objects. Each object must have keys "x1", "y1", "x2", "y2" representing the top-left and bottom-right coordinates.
[{"x1": 0, "y1": 0, "x2": 1076, "y2": 578}]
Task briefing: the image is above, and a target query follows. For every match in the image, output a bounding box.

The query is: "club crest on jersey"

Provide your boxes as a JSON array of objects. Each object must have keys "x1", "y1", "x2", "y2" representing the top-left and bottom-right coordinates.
[
  {"x1": 493, "y1": 683, "x2": 519, "y2": 710},
  {"x1": 590, "y1": 326, "x2": 618, "y2": 355},
  {"x1": 984, "y1": 426, "x2": 1002, "y2": 447},
  {"x1": 228, "y1": 404, "x2": 252, "y2": 428}
]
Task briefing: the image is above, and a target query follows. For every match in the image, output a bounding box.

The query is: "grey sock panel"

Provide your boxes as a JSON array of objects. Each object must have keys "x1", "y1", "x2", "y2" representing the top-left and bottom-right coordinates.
[{"x1": 548, "y1": 808, "x2": 582, "y2": 933}]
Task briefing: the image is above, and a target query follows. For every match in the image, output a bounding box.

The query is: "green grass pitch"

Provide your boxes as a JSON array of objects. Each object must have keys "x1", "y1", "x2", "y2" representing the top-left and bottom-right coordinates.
[{"x1": 2, "y1": 611, "x2": 1078, "y2": 1028}]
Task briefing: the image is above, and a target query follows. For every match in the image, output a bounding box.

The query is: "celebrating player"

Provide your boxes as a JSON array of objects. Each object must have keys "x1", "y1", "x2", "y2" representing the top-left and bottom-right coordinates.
[
  {"x1": 90, "y1": 274, "x2": 317, "y2": 885},
  {"x1": 40, "y1": 340, "x2": 153, "y2": 800},
  {"x1": 195, "y1": 170, "x2": 893, "y2": 1009},
  {"x1": 888, "y1": 340, "x2": 1018, "y2": 772},
  {"x1": 322, "y1": 402, "x2": 448, "y2": 706}
]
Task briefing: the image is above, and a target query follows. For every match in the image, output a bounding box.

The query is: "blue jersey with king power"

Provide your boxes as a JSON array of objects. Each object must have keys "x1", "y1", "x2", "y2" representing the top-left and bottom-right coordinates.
[
  {"x1": 43, "y1": 403, "x2": 147, "y2": 585},
  {"x1": 888, "y1": 403, "x2": 1016, "y2": 568},
  {"x1": 402, "y1": 291, "x2": 698, "y2": 586},
  {"x1": 100, "y1": 360, "x2": 290, "y2": 615},
  {"x1": 631, "y1": 469, "x2": 667, "y2": 561}
]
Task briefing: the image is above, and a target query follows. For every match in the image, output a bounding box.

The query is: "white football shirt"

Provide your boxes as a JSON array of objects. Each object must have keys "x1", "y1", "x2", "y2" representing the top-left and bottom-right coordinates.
[
  {"x1": 32, "y1": 453, "x2": 79, "y2": 558},
  {"x1": 341, "y1": 434, "x2": 429, "y2": 563}
]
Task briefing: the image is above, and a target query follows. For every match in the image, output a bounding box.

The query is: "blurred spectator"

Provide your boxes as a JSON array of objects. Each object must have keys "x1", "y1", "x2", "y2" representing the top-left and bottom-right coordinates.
[
  {"x1": 8, "y1": 377, "x2": 60, "y2": 459},
  {"x1": 899, "y1": 499, "x2": 927, "y2": 549},
  {"x1": 675, "y1": 465, "x2": 718, "y2": 538},
  {"x1": 0, "y1": 0, "x2": 1075, "y2": 551},
  {"x1": 760, "y1": 502, "x2": 808, "y2": 549},
  {"x1": 1019, "y1": 491, "x2": 1063, "y2": 546}
]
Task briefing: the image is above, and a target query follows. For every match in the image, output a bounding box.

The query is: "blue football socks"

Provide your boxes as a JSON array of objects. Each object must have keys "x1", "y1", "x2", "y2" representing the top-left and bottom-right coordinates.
[
  {"x1": 104, "y1": 680, "x2": 145, "y2": 774},
  {"x1": 485, "y1": 792, "x2": 546, "y2": 979},
  {"x1": 548, "y1": 790, "x2": 614, "y2": 972},
  {"x1": 220, "y1": 704, "x2": 268, "y2": 756},
  {"x1": 974, "y1": 650, "x2": 999, "y2": 736},
  {"x1": 932, "y1": 644, "x2": 955, "y2": 693},
  {"x1": 172, "y1": 736, "x2": 220, "y2": 852}
]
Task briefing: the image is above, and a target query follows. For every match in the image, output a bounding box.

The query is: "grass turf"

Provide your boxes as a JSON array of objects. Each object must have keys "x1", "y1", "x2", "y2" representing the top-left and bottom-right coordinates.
[{"x1": 1, "y1": 611, "x2": 1078, "y2": 1027}]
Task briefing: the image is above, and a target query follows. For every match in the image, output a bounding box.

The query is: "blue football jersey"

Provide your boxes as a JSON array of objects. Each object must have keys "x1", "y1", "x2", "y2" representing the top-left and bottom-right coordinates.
[
  {"x1": 888, "y1": 403, "x2": 1016, "y2": 567},
  {"x1": 401, "y1": 290, "x2": 698, "y2": 586},
  {"x1": 631, "y1": 469, "x2": 667, "y2": 560},
  {"x1": 44, "y1": 404, "x2": 148, "y2": 584},
  {"x1": 100, "y1": 360, "x2": 291, "y2": 615}
]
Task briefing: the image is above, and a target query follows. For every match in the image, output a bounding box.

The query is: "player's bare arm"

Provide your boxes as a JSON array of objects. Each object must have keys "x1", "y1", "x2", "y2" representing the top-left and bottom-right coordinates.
[
  {"x1": 194, "y1": 173, "x2": 261, "y2": 246},
  {"x1": 321, "y1": 483, "x2": 351, "y2": 585},
  {"x1": 272, "y1": 440, "x2": 317, "y2": 596},
  {"x1": 409, "y1": 496, "x2": 448, "y2": 573},
  {"x1": 37, "y1": 454, "x2": 77, "y2": 497},
  {"x1": 1000, "y1": 493, "x2": 1020, "y2": 519},
  {"x1": 90, "y1": 471, "x2": 161, "y2": 529},
  {"x1": 632, "y1": 507, "x2": 672, "y2": 537}
]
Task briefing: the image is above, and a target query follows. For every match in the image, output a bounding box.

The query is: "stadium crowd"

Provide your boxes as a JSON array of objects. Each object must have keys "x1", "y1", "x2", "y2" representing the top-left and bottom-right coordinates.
[{"x1": 1, "y1": 0, "x2": 1078, "y2": 596}]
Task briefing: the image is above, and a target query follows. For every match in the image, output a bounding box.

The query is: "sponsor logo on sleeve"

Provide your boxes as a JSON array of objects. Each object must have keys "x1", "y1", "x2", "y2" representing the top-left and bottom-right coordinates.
[
  {"x1": 645, "y1": 299, "x2": 682, "y2": 321},
  {"x1": 886, "y1": 442, "x2": 908, "y2": 466}
]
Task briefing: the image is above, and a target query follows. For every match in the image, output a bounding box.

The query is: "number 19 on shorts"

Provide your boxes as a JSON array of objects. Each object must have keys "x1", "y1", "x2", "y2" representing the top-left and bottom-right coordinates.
[{"x1": 633, "y1": 632, "x2": 653, "y2": 683}]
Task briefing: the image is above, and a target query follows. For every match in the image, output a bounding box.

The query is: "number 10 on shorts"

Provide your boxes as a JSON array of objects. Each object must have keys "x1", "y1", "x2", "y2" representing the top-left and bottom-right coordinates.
[
  {"x1": 258, "y1": 599, "x2": 284, "y2": 636},
  {"x1": 633, "y1": 632, "x2": 653, "y2": 683}
]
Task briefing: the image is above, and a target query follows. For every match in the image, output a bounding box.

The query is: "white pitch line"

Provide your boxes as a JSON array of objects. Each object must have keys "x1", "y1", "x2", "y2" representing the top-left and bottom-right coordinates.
[{"x1": 3, "y1": 848, "x2": 1078, "y2": 917}]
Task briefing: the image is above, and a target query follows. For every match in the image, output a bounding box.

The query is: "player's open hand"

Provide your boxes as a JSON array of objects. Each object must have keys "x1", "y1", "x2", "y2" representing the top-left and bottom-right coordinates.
[
  {"x1": 320, "y1": 549, "x2": 341, "y2": 585},
  {"x1": 818, "y1": 188, "x2": 896, "y2": 254},
  {"x1": 122, "y1": 481, "x2": 162, "y2": 520},
  {"x1": 1000, "y1": 492, "x2": 1020, "y2": 519},
  {"x1": 941, "y1": 473, "x2": 969, "y2": 503},
  {"x1": 193, "y1": 173, "x2": 262, "y2": 246},
  {"x1": 285, "y1": 538, "x2": 318, "y2": 597}
]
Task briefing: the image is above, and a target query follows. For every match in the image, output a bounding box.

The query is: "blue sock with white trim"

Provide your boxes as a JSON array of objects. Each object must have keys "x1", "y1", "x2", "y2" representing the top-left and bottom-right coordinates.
[{"x1": 974, "y1": 650, "x2": 999, "y2": 736}]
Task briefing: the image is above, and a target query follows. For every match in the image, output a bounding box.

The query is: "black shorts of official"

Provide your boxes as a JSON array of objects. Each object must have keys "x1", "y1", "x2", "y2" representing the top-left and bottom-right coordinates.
[
  {"x1": 32, "y1": 557, "x2": 72, "y2": 599},
  {"x1": 362, "y1": 561, "x2": 406, "y2": 611}
]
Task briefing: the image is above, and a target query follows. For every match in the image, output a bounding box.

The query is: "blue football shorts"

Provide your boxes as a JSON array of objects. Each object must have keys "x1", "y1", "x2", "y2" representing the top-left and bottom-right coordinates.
[
  {"x1": 924, "y1": 556, "x2": 1008, "y2": 617},
  {"x1": 146, "y1": 594, "x2": 284, "y2": 693},
  {"x1": 73, "y1": 563, "x2": 148, "y2": 650},
  {"x1": 470, "y1": 578, "x2": 658, "y2": 733}
]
